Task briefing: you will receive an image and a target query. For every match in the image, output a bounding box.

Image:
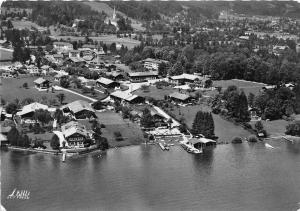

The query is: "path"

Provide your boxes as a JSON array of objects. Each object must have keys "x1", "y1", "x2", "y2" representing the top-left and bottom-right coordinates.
[{"x1": 55, "y1": 86, "x2": 97, "y2": 102}]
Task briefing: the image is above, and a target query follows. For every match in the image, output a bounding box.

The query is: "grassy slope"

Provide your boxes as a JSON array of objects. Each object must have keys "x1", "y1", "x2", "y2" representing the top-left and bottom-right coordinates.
[
  {"x1": 1, "y1": 77, "x2": 92, "y2": 105},
  {"x1": 82, "y1": 2, "x2": 146, "y2": 32},
  {"x1": 96, "y1": 111, "x2": 146, "y2": 147},
  {"x1": 166, "y1": 105, "x2": 252, "y2": 142}
]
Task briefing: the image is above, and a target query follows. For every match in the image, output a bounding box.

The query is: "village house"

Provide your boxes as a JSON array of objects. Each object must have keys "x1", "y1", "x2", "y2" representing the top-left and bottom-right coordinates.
[
  {"x1": 53, "y1": 42, "x2": 73, "y2": 52},
  {"x1": 61, "y1": 121, "x2": 90, "y2": 148},
  {"x1": 170, "y1": 73, "x2": 203, "y2": 85},
  {"x1": 62, "y1": 100, "x2": 96, "y2": 119},
  {"x1": 96, "y1": 77, "x2": 120, "y2": 89},
  {"x1": 110, "y1": 91, "x2": 145, "y2": 104},
  {"x1": 69, "y1": 50, "x2": 80, "y2": 58},
  {"x1": 169, "y1": 92, "x2": 192, "y2": 104},
  {"x1": 82, "y1": 44, "x2": 98, "y2": 51},
  {"x1": 128, "y1": 71, "x2": 159, "y2": 82},
  {"x1": 65, "y1": 57, "x2": 87, "y2": 66},
  {"x1": 105, "y1": 71, "x2": 124, "y2": 81},
  {"x1": 53, "y1": 54, "x2": 64, "y2": 64},
  {"x1": 34, "y1": 78, "x2": 51, "y2": 91},
  {"x1": 16, "y1": 102, "x2": 49, "y2": 123},
  {"x1": 142, "y1": 58, "x2": 169, "y2": 71}
]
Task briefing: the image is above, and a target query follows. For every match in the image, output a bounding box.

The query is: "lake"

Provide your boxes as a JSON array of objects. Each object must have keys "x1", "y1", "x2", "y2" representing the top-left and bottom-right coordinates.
[{"x1": 1, "y1": 139, "x2": 300, "y2": 211}]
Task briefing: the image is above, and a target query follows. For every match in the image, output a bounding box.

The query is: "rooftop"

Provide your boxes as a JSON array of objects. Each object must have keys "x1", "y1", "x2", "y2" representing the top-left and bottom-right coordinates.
[
  {"x1": 97, "y1": 77, "x2": 115, "y2": 85},
  {"x1": 170, "y1": 73, "x2": 202, "y2": 81},
  {"x1": 169, "y1": 92, "x2": 191, "y2": 101},
  {"x1": 128, "y1": 71, "x2": 158, "y2": 77},
  {"x1": 64, "y1": 100, "x2": 94, "y2": 114}
]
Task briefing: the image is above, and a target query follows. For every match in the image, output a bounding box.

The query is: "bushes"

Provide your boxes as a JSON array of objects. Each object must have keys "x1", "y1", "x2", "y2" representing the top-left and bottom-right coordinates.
[
  {"x1": 114, "y1": 131, "x2": 124, "y2": 141},
  {"x1": 232, "y1": 136, "x2": 242, "y2": 144},
  {"x1": 285, "y1": 121, "x2": 300, "y2": 136},
  {"x1": 248, "y1": 135, "x2": 258, "y2": 143}
]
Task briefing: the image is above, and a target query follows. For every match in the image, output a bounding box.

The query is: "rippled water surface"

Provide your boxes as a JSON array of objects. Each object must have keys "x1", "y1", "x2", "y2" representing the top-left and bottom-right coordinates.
[{"x1": 2, "y1": 139, "x2": 300, "y2": 211}]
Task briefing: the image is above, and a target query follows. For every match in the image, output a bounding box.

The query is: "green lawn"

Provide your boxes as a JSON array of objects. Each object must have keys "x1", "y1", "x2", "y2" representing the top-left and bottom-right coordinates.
[
  {"x1": 133, "y1": 85, "x2": 196, "y2": 101},
  {"x1": 166, "y1": 104, "x2": 252, "y2": 142},
  {"x1": 12, "y1": 20, "x2": 47, "y2": 31},
  {"x1": 96, "y1": 111, "x2": 146, "y2": 147},
  {"x1": 213, "y1": 79, "x2": 266, "y2": 96},
  {"x1": 133, "y1": 86, "x2": 176, "y2": 100},
  {"x1": 251, "y1": 119, "x2": 289, "y2": 137},
  {"x1": 1, "y1": 77, "x2": 93, "y2": 105},
  {"x1": 49, "y1": 35, "x2": 140, "y2": 49}
]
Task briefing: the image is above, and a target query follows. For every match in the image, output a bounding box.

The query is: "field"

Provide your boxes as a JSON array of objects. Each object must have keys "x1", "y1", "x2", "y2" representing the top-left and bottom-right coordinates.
[
  {"x1": 0, "y1": 48, "x2": 13, "y2": 61},
  {"x1": 251, "y1": 119, "x2": 289, "y2": 137},
  {"x1": 50, "y1": 35, "x2": 140, "y2": 49},
  {"x1": 133, "y1": 86, "x2": 176, "y2": 100},
  {"x1": 1, "y1": 77, "x2": 93, "y2": 105},
  {"x1": 213, "y1": 79, "x2": 266, "y2": 96},
  {"x1": 96, "y1": 111, "x2": 146, "y2": 147},
  {"x1": 12, "y1": 20, "x2": 46, "y2": 31},
  {"x1": 166, "y1": 105, "x2": 252, "y2": 142}
]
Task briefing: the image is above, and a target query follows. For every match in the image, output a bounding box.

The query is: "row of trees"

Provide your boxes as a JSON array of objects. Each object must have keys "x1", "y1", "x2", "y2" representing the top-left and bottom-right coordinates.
[{"x1": 212, "y1": 85, "x2": 250, "y2": 122}]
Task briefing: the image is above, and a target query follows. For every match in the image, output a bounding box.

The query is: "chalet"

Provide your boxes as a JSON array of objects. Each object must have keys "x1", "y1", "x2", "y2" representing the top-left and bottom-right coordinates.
[
  {"x1": 53, "y1": 42, "x2": 73, "y2": 52},
  {"x1": 187, "y1": 138, "x2": 216, "y2": 149},
  {"x1": 16, "y1": 102, "x2": 49, "y2": 123},
  {"x1": 96, "y1": 77, "x2": 120, "y2": 89},
  {"x1": 169, "y1": 92, "x2": 192, "y2": 104},
  {"x1": 69, "y1": 50, "x2": 80, "y2": 58},
  {"x1": 62, "y1": 100, "x2": 96, "y2": 119},
  {"x1": 128, "y1": 71, "x2": 158, "y2": 82},
  {"x1": 142, "y1": 58, "x2": 169, "y2": 71},
  {"x1": 82, "y1": 44, "x2": 97, "y2": 51},
  {"x1": 61, "y1": 121, "x2": 90, "y2": 148},
  {"x1": 53, "y1": 54, "x2": 64, "y2": 63},
  {"x1": 170, "y1": 73, "x2": 203, "y2": 85},
  {"x1": 105, "y1": 71, "x2": 124, "y2": 81},
  {"x1": 65, "y1": 57, "x2": 86, "y2": 66},
  {"x1": 150, "y1": 109, "x2": 168, "y2": 127},
  {"x1": 110, "y1": 91, "x2": 145, "y2": 104},
  {"x1": 34, "y1": 78, "x2": 50, "y2": 90}
]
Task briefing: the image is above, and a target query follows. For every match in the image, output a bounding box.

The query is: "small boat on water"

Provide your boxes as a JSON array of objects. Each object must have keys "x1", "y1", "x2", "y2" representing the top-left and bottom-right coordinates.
[
  {"x1": 265, "y1": 143, "x2": 275, "y2": 149},
  {"x1": 158, "y1": 142, "x2": 166, "y2": 150}
]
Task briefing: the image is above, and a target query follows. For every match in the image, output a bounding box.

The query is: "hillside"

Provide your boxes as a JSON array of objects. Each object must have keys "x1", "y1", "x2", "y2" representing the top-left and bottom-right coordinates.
[{"x1": 82, "y1": 2, "x2": 146, "y2": 31}]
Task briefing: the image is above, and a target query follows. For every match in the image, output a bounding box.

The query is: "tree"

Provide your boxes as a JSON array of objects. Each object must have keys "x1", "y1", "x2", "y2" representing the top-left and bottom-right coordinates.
[
  {"x1": 285, "y1": 121, "x2": 300, "y2": 136},
  {"x1": 204, "y1": 79, "x2": 213, "y2": 88},
  {"x1": 191, "y1": 111, "x2": 215, "y2": 138},
  {"x1": 54, "y1": 109, "x2": 68, "y2": 126},
  {"x1": 238, "y1": 91, "x2": 250, "y2": 122},
  {"x1": 60, "y1": 76, "x2": 70, "y2": 88},
  {"x1": 7, "y1": 127, "x2": 19, "y2": 146},
  {"x1": 255, "y1": 121, "x2": 264, "y2": 132},
  {"x1": 140, "y1": 108, "x2": 154, "y2": 128},
  {"x1": 34, "y1": 109, "x2": 52, "y2": 126},
  {"x1": 56, "y1": 93, "x2": 65, "y2": 105},
  {"x1": 50, "y1": 134, "x2": 60, "y2": 150},
  {"x1": 23, "y1": 82, "x2": 28, "y2": 89},
  {"x1": 5, "y1": 103, "x2": 18, "y2": 115},
  {"x1": 248, "y1": 92, "x2": 255, "y2": 108}
]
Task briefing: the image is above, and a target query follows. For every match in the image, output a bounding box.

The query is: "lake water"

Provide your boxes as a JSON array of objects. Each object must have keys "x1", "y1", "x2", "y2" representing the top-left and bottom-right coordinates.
[{"x1": 1, "y1": 139, "x2": 300, "y2": 211}]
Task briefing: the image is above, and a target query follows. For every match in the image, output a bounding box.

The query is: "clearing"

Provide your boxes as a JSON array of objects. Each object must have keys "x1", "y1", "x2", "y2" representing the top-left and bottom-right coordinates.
[
  {"x1": 1, "y1": 77, "x2": 93, "y2": 105},
  {"x1": 96, "y1": 111, "x2": 146, "y2": 147},
  {"x1": 213, "y1": 79, "x2": 266, "y2": 96},
  {"x1": 165, "y1": 105, "x2": 252, "y2": 142}
]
